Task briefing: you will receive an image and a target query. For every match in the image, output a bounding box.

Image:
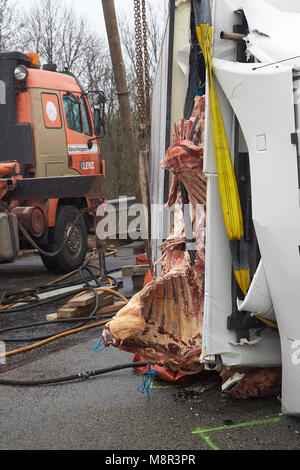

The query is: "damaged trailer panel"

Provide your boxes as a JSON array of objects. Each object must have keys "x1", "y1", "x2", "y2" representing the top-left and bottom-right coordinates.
[
  {"x1": 209, "y1": 0, "x2": 300, "y2": 415},
  {"x1": 200, "y1": 0, "x2": 282, "y2": 367},
  {"x1": 101, "y1": 0, "x2": 300, "y2": 414}
]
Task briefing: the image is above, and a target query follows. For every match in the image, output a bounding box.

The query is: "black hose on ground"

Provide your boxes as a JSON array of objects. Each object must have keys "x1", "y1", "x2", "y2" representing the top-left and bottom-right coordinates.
[
  {"x1": 0, "y1": 288, "x2": 89, "y2": 314},
  {"x1": 0, "y1": 270, "x2": 121, "y2": 342},
  {"x1": 0, "y1": 266, "x2": 119, "y2": 315},
  {"x1": 0, "y1": 313, "x2": 116, "y2": 342},
  {"x1": 0, "y1": 362, "x2": 150, "y2": 386},
  {"x1": 0, "y1": 286, "x2": 101, "y2": 343}
]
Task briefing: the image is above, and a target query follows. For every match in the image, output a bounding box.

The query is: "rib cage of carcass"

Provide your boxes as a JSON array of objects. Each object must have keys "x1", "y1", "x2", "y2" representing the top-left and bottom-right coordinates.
[
  {"x1": 102, "y1": 95, "x2": 282, "y2": 399},
  {"x1": 102, "y1": 96, "x2": 207, "y2": 374}
]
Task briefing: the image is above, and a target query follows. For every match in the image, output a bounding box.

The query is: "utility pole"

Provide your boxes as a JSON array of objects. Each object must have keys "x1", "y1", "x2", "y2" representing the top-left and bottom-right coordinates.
[
  {"x1": 101, "y1": 0, "x2": 155, "y2": 278},
  {"x1": 101, "y1": 0, "x2": 141, "y2": 203}
]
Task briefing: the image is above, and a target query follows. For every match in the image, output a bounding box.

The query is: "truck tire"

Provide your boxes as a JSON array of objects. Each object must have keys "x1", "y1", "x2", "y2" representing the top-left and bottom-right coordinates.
[{"x1": 41, "y1": 205, "x2": 88, "y2": 274}]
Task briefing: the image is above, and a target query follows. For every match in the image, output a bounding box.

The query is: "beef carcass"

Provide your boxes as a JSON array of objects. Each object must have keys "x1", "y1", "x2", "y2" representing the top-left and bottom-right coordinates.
[
  {"x1": 102, "y1": 96, "x2": 207, "y2": 375},
  {"x1": 103, "y1": 259, "x2": 205, "y2": 373},
  {"x1": 101, "y1": 93, "x2": 282, "y2": 399}
]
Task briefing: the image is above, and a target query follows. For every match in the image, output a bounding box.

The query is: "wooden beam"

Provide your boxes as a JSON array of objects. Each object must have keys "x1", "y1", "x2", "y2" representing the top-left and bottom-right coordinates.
[
  {"x1": 122, "y1": 265, "x2": 149, "y2": 277},
  {"x1": 56, "y1": 295, "x2": 114, "y2": 319},
  {"x1": 97, "y1": 301, "x2": 127, "y2": 315},
  {"x1": 67, "y1": 290, "x2": 110, "y2": 308},
  {"x1": 45, "y1": 299, "x2": 126, "y2": 322}
]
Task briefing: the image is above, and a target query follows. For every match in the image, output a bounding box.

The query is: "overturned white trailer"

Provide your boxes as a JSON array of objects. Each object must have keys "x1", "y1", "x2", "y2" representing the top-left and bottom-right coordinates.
[
  {"x1": 103, "y1": 0, "x2": 300, "y2": 416},
  {"x1": 150, "y1": 0, "x2": 300, "y2": 415}
]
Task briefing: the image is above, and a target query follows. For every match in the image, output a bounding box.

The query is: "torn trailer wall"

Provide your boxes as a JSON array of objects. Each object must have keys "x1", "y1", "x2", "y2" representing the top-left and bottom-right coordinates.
[
  {"x1": 210, "y1": 0, "x2": 300, "y2": 415},
  {"x1": 201, "y1": 0, "x2": 282, "y2": 368},
  {"x1": 101, "y1": 0, "x2": 300, "y2": 409}
]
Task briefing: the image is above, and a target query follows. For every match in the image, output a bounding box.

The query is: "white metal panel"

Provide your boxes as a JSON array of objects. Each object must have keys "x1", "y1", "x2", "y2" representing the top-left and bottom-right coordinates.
[
  {"x1": 202, "y1": 174, "x2": 281, "y2": 367},
  {"x1": 150, "y1": 1, "x2": 191, "y2": 267},
  {"x1": 150, "y1": 16, "x2": 170, "y2": 267},
  {"x1": 213, "y1": 57, "x2": 300, "y2": 414},
  {"x1": 202, "y1": 0, "x2": 281, "y2": 369},
  {"x1": 170, "y1": 1, "x2": 191, "y2": 127}
]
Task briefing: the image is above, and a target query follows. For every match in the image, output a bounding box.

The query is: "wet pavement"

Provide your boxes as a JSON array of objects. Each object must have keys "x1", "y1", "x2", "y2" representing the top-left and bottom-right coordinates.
[{"x1": 0, "y1": 244, "x2": 299, "y2": 452}]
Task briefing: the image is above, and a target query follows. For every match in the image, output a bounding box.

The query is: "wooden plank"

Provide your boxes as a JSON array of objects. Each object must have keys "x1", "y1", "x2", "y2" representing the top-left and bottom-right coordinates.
[
  {"x1": 46, "y1": 299, "x2": 126, "y2": 321},
  {"x1": 45, "y1": 312, "x2": 58, "y2": 321},
  {"x1": 10, "y1": 283, "x2": 87, "y2": 310},
  {"x1": 97, "y1": 301, "x2": 127, "y2": 314},
  {"x1": 122, "y1": 265, "x2": 149, "y2": 276},
  {"x1": 56, "y1": 295, "x2": 114, "y2": 319},
  {"x1": 67, "y1": 289, "x2": 110, "y2": 307}
]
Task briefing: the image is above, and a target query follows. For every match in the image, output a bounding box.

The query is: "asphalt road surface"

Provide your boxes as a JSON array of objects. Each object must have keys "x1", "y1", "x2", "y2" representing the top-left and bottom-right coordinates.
[{"x1": 0, "y1": 244, "x2": 299, "y2": 453}]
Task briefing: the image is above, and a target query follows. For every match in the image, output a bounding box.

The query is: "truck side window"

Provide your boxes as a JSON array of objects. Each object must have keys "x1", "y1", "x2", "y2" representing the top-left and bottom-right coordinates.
[
  {"x1": 63, "y1": 95, "x2": 82, "y2": 134},
  {"x1": 80, "y1": 97, "x2": 92, "y2": 136}
]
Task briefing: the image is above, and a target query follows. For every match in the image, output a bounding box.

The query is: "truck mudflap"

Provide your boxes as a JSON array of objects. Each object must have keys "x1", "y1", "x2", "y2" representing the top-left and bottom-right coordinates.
[
  {"x1": 2, "y1": 174, "x2": 105, "y2": 201},
  {"x1": 0, "y1": 211, "x2": 19, "y2": 262}
]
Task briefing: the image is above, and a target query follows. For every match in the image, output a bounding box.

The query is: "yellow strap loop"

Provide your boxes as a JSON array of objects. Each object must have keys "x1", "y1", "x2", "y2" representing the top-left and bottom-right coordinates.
[
  {"x1": 196, "y1": 22, "x2": 250, "y2": 294},
  {"x1": 196, "y1": 23, "x2": 244, "y2": 241}
]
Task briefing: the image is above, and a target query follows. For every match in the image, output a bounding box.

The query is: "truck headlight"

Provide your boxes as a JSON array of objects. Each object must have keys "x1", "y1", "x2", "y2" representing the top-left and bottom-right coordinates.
[{"x1": 14, "y1": 65, "x2": 28, "y2": 81}]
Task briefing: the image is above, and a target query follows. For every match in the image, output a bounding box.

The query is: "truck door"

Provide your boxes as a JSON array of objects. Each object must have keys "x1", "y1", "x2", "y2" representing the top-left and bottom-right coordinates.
[
  {"x1": 28, "y1": 89, "x2": 69, "y2": 178},
  {"x1": 61, "y1": 92, "x2": 100, "y2": 175}
]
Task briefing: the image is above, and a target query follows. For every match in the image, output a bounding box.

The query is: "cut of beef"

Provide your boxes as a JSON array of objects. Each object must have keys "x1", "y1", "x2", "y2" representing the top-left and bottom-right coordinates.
[
  {"x1": 102, "y1": 95, "x2": 207, "y2": 375},
  {"x1": 101, "y1": 93, "x2": 282, "y2": 399}
]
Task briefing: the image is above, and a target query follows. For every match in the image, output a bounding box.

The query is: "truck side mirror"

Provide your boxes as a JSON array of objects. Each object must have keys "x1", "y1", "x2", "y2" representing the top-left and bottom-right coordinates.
[{"x1": 94, "y1": 91, "x2": 106, "y2": 137}]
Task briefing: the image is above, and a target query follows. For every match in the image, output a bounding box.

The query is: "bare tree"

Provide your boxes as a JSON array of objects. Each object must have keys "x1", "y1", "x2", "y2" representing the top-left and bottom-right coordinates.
[
  {"x1": 0, "y1": 0, "x2": 22, "y2": 51},
  {"x1": 119, "y1": 1, "x2": 168, "y2": 81},
  {"x1": 146, "y1": 1, "x2": 169, "y2": 78},
  {"x1": 4, "y1": 0, "x2": 168, "y2": 199},
  {"x1": 99, "y1": 0, "x2": 169, "y2": 199},
  {"x1": 22, "y1": 0, "x2": 97, "y2": 78},
  {"x1": 118, "y1": 1, "x2": 168, "y2": 122}
]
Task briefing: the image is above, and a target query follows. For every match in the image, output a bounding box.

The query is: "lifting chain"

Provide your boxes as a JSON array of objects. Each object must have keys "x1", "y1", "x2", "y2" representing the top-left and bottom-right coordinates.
[{"x1": 134, "y1": 0, "x2": 150, "y2": 137}]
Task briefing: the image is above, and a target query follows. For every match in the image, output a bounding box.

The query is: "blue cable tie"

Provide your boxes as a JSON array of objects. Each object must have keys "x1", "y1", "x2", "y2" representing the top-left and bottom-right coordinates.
[
  {"x1": 195, "y1": 86, "x2": 204, "y2": 97},
  {"x1": 94, "y1": 337, "x2": 106, "y2": 352},
  {"x1": 137, "y1": 362, "x2": 158, "y2": 400}
]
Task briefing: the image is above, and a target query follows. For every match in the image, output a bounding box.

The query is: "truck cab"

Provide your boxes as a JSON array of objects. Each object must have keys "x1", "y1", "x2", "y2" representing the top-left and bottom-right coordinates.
[{"x1": 0, "y1": 51, "x2": 106, "y2": 273}]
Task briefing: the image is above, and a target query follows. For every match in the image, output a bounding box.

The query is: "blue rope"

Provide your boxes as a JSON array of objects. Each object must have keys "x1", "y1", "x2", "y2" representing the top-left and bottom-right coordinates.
[
  {"x1": 137, "y1": 362, "x2": 158, "y2": 400},
  {"x1": 94, "y1": 337, "x2": 106, "y2": 352}
]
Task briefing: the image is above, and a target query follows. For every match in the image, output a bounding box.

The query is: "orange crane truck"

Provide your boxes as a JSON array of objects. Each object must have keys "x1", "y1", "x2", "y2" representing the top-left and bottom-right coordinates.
[{"x1": 0, "y1": 51, "x2": 106, "y2": 274}]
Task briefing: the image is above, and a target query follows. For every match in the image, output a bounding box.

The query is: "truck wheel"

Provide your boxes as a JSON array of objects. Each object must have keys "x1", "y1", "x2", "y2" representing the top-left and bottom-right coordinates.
[{"x1": 41, "y1": 205, "x2": 88, "y2": 274}]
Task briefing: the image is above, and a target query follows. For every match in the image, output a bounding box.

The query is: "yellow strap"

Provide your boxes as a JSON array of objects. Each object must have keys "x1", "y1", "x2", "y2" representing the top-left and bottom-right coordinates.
[
  {"x1": 196, "y1": 23, "x2": 244, "y2": 241},
  {"x1": 254, "y1": 315, "x2": 278, "y2": 330},
  {"x1": 196, "y1": 23, "x2": 250, "y2": 294}
]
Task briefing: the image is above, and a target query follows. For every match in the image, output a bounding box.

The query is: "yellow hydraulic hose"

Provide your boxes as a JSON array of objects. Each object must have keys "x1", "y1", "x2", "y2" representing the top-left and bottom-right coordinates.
[
  {"x1": 0, "y1": 287, "x2": 128, "y2": 359},
  {"x1": 0, "y1": 319, "x2": 109, "y2": 359},
  {"x1": 70, "y1": 287, "x2": 128, "y2": 304},
  {"x1": 0, "y1": 248, "x2": 116, "y2": 311}
]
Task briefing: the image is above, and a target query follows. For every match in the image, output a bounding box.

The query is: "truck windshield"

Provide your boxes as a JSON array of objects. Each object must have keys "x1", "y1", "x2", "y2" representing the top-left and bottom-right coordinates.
[{"x1": 63, "y1": 95, "x2": 82, "y2": 133}]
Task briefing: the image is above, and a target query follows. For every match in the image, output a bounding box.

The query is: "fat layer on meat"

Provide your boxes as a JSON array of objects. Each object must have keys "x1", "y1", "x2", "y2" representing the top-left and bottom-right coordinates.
[{"x1": 102, "y1": 94, "x2": 282, "y2": 398}]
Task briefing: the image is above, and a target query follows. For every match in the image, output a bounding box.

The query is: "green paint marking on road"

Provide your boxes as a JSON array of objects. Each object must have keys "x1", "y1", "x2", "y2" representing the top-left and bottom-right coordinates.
[
  {"x1": 193, "y1": 417, "x2": 281, "y2": 451},
  {"x1": 153, "y1": 385, "x2": 175, "y2": 389},
  {"x1": 192, "y1": 416, "x2": 281, "y2": 434},
  {"x1": 201, "y1": 434, "x2": 220, "y2": 451},
  {"x1": 153, "y1": 383, "x2": 188, "y2": 389}
]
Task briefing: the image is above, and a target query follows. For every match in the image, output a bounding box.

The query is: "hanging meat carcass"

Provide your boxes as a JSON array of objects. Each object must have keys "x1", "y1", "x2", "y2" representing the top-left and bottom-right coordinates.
[
  {"x1": 102, "y1": 94, "x2": 282, "y2": 398},
  {"x1": 102, "y1": 96, "x2": 207, "y2": 375}
]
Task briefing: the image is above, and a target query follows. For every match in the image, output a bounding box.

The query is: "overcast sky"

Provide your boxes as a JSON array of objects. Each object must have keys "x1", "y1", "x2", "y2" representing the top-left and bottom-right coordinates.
[{"x1": 19, "y1": 0, "x2": 167, "y2": 39}]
